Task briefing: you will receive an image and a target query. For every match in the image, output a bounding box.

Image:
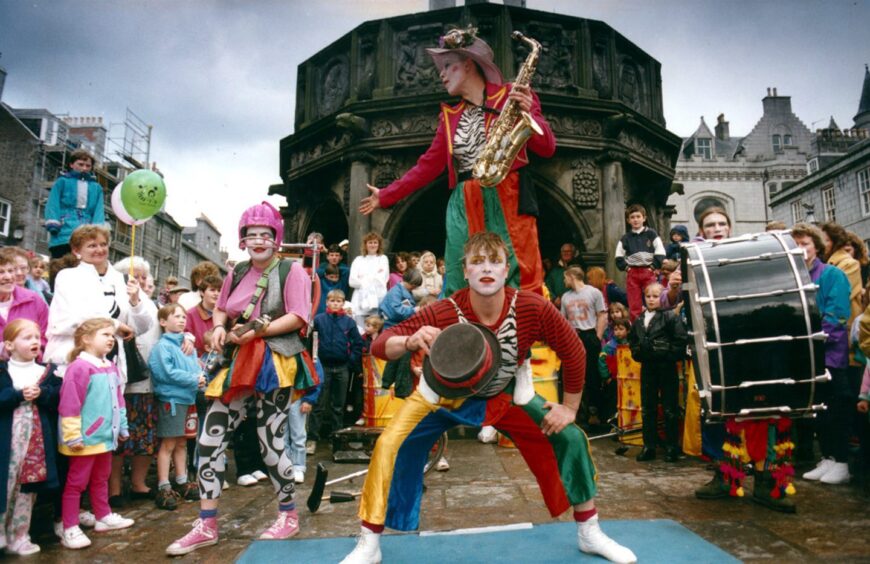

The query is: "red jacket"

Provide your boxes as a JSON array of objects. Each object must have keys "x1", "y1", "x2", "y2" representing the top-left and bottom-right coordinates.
[{"x1": 378, "y1": 82, "x2": 556, "y2": 208}]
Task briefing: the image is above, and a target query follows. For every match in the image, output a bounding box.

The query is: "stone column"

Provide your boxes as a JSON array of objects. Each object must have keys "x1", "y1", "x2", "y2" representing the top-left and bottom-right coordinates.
[
  {"x1": 601, "y1": 159, "x2": 626, "y2": 285},
  {"x1": 347, "y1": 158, "x2": 373, "y2": 262}
]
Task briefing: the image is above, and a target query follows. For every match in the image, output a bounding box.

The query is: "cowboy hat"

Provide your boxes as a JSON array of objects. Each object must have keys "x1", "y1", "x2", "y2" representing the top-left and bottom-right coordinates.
[
  {"x1": 422, "y1": 322, "x2": 501, "y2": 399},
  {"x1": 426, "y1": 27, "x2": 504, "y2": 85}
]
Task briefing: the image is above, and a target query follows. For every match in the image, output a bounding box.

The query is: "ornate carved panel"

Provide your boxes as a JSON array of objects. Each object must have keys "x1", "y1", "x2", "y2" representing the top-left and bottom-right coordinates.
[
  {"x1": 357, "y1": 35, "x2": 377, "y2": 101},
  {"x1": 571, "y1": 158, "x2": 600, "y2": 208},
  {"x1": 545, "y1": 114, "x2": 601, "y2": 138},
  {"x1": 370, "y1": 112, "x2": 438, "y2": 138},
  {"x1": 374, "y1": 155, "x2": 399, "y2": 187},
  {"x1": 289, "y1": 132, "x2": 353, "y2": 169},
  {"x1": 617, "y1": 55, "x2": 647, "y2": 116},
  {"x1": 394, "y1": 24, "x2": 443, "y2": 95},
  {"x1": 618, "y1": 132, "x2": 670, "y2": 167},
  {"x1": 591, "y1": 37, "x2": 611, "y2": 98},
  {"x1": 343, "y1": 176, "x2": 350, "y2": 216},
  {"x1": 512, "y1": 22, "x2": 576, "y2": 93},
  {"x1": 317, "y1": 55, "x2": 350, "y2": 117}
]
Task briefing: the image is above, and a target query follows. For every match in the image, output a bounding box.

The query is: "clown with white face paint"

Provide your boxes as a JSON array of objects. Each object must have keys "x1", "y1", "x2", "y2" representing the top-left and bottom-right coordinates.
[
  {"x1": 341, "y1": 232, "x2": 637, "y2": 564},
  {"x1": 166, "y1": 201, "x2": 321, "y2": 556}
]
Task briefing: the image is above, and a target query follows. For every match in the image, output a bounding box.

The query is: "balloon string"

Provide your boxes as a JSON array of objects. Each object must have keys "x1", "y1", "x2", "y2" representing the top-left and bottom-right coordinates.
[{"x1": 129, "y1": 224, "x2": 136, "y2": 278}]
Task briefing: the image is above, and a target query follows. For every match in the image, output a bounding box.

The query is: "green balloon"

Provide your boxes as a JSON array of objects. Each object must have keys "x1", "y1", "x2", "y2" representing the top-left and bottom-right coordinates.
[{"x1": 120, "y1": 170, "x2": 166, "y2": 220}]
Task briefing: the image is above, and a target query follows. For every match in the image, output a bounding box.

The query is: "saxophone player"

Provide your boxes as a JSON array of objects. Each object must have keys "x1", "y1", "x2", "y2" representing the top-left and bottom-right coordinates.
[{"x1": 359, "y1": 26, "x2": 555, "y2": 296}]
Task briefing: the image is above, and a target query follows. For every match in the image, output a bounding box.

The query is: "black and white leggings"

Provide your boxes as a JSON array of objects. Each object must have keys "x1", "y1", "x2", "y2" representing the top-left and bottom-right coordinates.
[{"x1": 197, "y1": 388, "x2": 295, "y2": 503}]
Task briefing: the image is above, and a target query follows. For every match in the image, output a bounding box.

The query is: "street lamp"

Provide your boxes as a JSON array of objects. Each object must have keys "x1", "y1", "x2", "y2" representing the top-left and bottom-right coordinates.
[{"x1": 761, "y1": 168, "x2": 770, "y2": 224}]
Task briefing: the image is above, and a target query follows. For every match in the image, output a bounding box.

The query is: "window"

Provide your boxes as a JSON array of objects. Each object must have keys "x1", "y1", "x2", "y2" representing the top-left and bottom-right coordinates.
[
  {"x1": 157, "y1": 222, "x2": 164, "y2": 243},
  {"x1": 171, "y1": 232, "x2": 178, "y2": 247},
  {"x1": 0, "y1": 198, "x2": 10, "y2": 237},
  {"x1": 783, "y1": 134, "x2": 793, "y2": 146},
  {"x1": 772, "y1": 134, "x2": 782, "y2": 153},
  {"x1": 115, "y1": 220, "x2": 131, "y2": 245},
  {"x1": 859, "y1": 168, "x2": 870, "y2": 216},
  {"x1": 808, "y1": 159, "x2": 819, "y2": 174},
  {"x1": 822, "y1": 186, "x2": 836, "y2": 222},
  {"x1": 695, "y1": 138, "x2": 712, "y2": 159},
  {"x1": 791, "y1": 200, "x2": 803, "y2": 224}
]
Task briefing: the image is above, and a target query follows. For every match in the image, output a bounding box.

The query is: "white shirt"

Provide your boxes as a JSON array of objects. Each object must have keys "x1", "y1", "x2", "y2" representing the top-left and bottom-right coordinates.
[{"x1": 7, "y1": 359, "x2": 44, "y2": 390}]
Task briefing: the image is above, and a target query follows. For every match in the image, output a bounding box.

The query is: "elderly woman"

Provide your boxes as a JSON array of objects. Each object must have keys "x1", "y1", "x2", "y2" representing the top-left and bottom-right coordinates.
[
  {"x1": 107, "y1": 256, "x2": 162, "y2": 507},
  {"x1": 166, "y1": 201, "x2": 318, "y2": 555},
  {"x1": 359, "y1": 26, "x2": 555, "y2": 296},
  {"x1": 0, "y1": 249, "x2": 49, "y2": 356}
]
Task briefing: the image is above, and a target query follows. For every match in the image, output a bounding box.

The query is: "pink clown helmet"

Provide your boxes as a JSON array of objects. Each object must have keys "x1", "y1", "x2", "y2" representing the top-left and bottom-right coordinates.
[{"x1": 238, "y1": 201, "x2": 284, "y2": 250}]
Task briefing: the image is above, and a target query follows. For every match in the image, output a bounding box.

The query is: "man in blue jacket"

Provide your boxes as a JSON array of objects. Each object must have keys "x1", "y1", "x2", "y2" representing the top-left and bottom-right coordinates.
[{"x1": 44, "y1": 149, "x2": 106, "y2": 258}]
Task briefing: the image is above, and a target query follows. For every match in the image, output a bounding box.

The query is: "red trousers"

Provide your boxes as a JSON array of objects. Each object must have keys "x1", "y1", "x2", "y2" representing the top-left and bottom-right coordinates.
[{"x1": 626, "y1": 267, "x2": 656, "y2": 320}]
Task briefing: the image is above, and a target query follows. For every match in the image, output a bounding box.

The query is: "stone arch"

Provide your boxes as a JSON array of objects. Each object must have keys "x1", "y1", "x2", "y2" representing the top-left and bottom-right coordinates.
[
  {"x1": 688, "y1": 190, "x2": 735, "y2": 236},
  {"x1": 303, "y1": 197, "x2": 348, "y2": 246}
]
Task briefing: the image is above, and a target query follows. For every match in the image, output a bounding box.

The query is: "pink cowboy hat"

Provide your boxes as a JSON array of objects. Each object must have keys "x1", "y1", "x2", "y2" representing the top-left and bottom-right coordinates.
[{"x1": 426, "y1": 26, "x2": 504, "y2": 85}]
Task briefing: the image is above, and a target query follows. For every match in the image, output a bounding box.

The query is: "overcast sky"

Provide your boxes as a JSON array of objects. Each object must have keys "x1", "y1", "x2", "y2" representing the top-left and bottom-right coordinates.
[{"x1": 1, "y1": 0, "x2": 867, "y2": 258}]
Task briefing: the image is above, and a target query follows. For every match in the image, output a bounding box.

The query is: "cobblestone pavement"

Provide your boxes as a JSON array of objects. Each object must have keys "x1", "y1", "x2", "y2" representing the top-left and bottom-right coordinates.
[{"x1": 24, "y1": 429, "x2": 870, "y2": 563}]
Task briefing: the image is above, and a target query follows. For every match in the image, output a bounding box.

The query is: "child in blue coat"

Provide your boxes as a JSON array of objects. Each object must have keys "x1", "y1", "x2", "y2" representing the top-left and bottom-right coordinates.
[
  {"x1": 149, "y1": 304, "x2": 205, "y2": 510},
  {"x1": 43, "y1": 149, "x2": 106, "y2": 259}
]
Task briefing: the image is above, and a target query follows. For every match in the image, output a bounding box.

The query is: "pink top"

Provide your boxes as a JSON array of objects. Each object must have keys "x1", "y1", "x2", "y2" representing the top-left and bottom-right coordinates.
[
  {"x1": 185, "y1": 306, "x2": 214, "y2": 356},
  {"x1": 216, "y1": 261, "x2": 311, "y2": 327}
]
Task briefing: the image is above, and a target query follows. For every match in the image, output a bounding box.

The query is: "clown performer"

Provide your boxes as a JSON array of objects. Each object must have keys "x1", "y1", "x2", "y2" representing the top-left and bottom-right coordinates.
[
  {"x1": 166, "y1": 202, "x2": 319, "y2": 555},
  {"x1": 359, "y1": 26, "x2": 555, "y2": 296},
  {"x1": 341, "y1": 232, "x2": 636, "y2": 564}
]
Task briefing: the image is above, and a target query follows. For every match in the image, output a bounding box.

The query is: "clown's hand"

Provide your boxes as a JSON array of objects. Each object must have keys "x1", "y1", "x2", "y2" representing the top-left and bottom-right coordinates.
[{"x1": 513, "y1": 359, "x2": 534, "y2": 406}]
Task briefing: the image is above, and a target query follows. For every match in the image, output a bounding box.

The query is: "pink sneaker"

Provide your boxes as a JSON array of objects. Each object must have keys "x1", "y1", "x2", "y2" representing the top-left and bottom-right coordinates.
[
  {"x1": 258, "y1": 510, "x2": 300, "y2": 540},
  {"x1": 165, "y1": 518, "x2": 218, "y2": 556}
]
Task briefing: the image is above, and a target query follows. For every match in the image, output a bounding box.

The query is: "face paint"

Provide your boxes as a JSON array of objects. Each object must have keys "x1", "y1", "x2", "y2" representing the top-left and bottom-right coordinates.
[
  {"x1": 463, "y1": 247, "x2": 509, "y2": 297},
  {"x1": 244, "y1": 226, "x2": 277, "y2": 262}
]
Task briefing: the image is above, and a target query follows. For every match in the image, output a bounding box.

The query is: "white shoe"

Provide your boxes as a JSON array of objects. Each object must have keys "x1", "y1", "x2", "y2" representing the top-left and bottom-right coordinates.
[
  {"x1": 340, "y1": 527, "x2": 382, "y2": 564},
  {"x1": 223, "y1": 479, "x2": 230, "y2": 490},
  {"x1": 61, "y1": 526, "x2": 91, "y2": 550},
  {"x1": 819, "y1": 461, "x2": 850, "y2": 484},
  {"x1": 577, "y1": 515, "x2": 637, "y2": 564},
  {"x1": 802, "y1": 457, "x2": 835, "y2": 481},
  {"x1": 435, "y1": 456, "x2": 450, "y2": 472},
  {"x1": 94, "y1": 512, "x2": 134, "y2": 532},
  {"x1": 306, "y1": 441, "x2": 317, "y2": 455},
  {"x1": 79, "y1": 510, "x2": 97, "y2": 528},
  {"x1": 477, "y1": 425, "x2": 498, "y2": 444},
  {"x1": 294, "y1": 469, "x2": 305, "y2": 484},
  {"x1": 252, "y1": 470, "x2": 269, "y2": 481},
  {"x1": 6, "y1": 536, "x2": 40, "y2": 555},
  {"x1": 237, "y1": 474, "x2": 258, "y2": 486}
]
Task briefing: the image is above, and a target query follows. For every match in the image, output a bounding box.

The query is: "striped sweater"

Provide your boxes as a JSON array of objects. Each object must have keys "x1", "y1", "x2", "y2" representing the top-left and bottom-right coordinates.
[{"x1": 371, "y1": 287, "x2": 586, "y2": 393}]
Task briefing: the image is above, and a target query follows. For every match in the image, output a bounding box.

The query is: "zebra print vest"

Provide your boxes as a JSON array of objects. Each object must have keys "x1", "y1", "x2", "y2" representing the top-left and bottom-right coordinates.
[
  {"x1": 453, "y1": 105, "x2": 486, "y2": 173},
  {"x1": 446, "y1": 291, "x2": 519, "y2": 398}
]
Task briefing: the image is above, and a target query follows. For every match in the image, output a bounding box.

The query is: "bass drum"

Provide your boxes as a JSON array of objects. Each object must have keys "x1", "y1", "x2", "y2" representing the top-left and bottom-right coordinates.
[{"x1": 682, "y1": 231, "x2": 829, "y2": 421}]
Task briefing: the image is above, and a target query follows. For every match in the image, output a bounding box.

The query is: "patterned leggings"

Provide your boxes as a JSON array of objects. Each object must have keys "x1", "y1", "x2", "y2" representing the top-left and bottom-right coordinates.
[
  {"x1": 197, "y1": 388, "x2": 295, "y2": 504},
  {"x1": 1, "y1": 406, "x2": 36, "y2": 548}
]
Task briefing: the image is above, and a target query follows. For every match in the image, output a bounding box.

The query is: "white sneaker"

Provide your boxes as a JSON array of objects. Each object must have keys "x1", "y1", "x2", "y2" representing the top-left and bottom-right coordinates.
[
  {"x1": 802, "y1": 457, "x2": 835, "y2": 481},
  {"x1": 306, "y1": 441, "x2": 317, "y2": 455},
  {"x1": 340, "y1": 527, "x2": 382, "y2": 564},
  {"x1": 237, "y1": 474, "x2": 258, "y2": 486},
  {"x1": 6, "y1": 536, "x2": 40, "y2": 556},
  {"x1": 435, "y1": 456, "x2": 450, "y2": 472},
  {"x1": 94, "y1": 512, "x2": 134, "y2": 532},
  {"x1": 223, "y1": 479, "x2": 230, "y2": 490},
  {"x1": 477, "y1": 425, "x2": 498, "y2": 444},
  {"x1": 819, "y1": 461, "x2": 850, "y2": 484},
  {"x1": 79, "y1": 510, "x2": 97, "y2": 528},
  {"x1": 294, "y1": 469, "x2": 305, "y2": 484},
  {"x1": 61, "y1": 526, "x2": 91, "y2": 550},
  {"x1": 252, "y1": 470, "x2": 269, "y2": 481},
  {"x1": 577, "y1": 515, "x2": 637, "y2": 564}
]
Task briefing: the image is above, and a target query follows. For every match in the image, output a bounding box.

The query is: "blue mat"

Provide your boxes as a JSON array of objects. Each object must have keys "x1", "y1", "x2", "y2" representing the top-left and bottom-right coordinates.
[{"x1": 238, "y1": 519, "x2": 738, "y2": 563}]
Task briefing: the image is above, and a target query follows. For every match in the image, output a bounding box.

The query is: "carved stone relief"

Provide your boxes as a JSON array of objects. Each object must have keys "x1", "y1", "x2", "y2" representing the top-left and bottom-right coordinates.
[
  {"x1": 618, "y1": 132, "x2": 670, "y2": 168},
  {"x1": 545, "y1": 114, "x2": 601, "y2": 138},
  {"x1": 318, "y1": 56, "x2": 350, "y2": 117},
  {"x1": 512, "y1": 22, "x2": 576, "y2": 93},
  {"x1": 617, "y1": 55, "x2": 647, "y2": 116},
  {"x1": 374, "y1": 155, "x2": 399, "y2": 187},
  {"x1": 289, "y1": 132, "x2": 353, "y2": 169},
  {"x1": 571, "y1": 158, "x2": 600, "y2": 208},
  {"x1": 371, "y1": 112, "x2": 438, "y2": 138},
  {"x1": 592, "y1": 38, "x2": 611, "y2": 98},
  {"x1": 343, "y1": 176, "x2": 351, "y2": 216},
  {"x1": 394, "y1": 24, "x2": 443, "y2": 94}
]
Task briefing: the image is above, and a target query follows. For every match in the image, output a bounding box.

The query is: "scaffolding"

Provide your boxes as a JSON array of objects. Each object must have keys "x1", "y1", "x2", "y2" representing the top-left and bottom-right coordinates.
[{"x1": 106, "y1": 107, "x2": 152, "y2": 171}]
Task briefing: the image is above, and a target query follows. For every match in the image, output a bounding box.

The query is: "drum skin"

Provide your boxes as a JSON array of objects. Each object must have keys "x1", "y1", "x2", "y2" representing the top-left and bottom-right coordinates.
[{"x1": 682, "y1": 232, "x2": 826, "y2": 420}]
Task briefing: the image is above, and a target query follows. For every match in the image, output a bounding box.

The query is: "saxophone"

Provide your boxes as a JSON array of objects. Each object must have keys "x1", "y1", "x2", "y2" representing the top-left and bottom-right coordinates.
[{"x1": 472, "y1": 31, "x2": 543, "y2": 187}]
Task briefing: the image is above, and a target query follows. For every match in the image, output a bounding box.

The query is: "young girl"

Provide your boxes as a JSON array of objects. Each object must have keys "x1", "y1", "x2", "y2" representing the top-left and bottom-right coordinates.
[
  {"x1": 629, "y1": 283, "x2": 686, "y2": 463},
  {"x1": 603, "y1": 302, "x2": 630, "y2": 345},
  {"x1": 149, "y1": 304, "x2": 205, "y2": 510},
  {"x1": 58, "y1": 318, "x2": 134, "y2": 549},
  {"x1": 412, "y1": 251, "x2": 442, "y2": 301},
  {"x1": 0, "y1": 319, "x2": 61, "y2": 555}
]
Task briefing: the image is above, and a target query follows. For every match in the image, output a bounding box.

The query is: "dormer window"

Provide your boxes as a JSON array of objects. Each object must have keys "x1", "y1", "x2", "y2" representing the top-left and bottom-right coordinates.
[
  {"x1": 772, "y1": 134, "x2": 782, "y2": 153},
  {"x1": 696, "y1": 138, "x2": 711, "y2": 159}
]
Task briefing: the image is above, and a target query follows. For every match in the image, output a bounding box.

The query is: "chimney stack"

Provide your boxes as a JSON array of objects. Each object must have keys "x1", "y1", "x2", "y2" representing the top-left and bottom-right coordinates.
[{"x1": 715, "y1": 113, "x2": 730, "y2": 141}]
